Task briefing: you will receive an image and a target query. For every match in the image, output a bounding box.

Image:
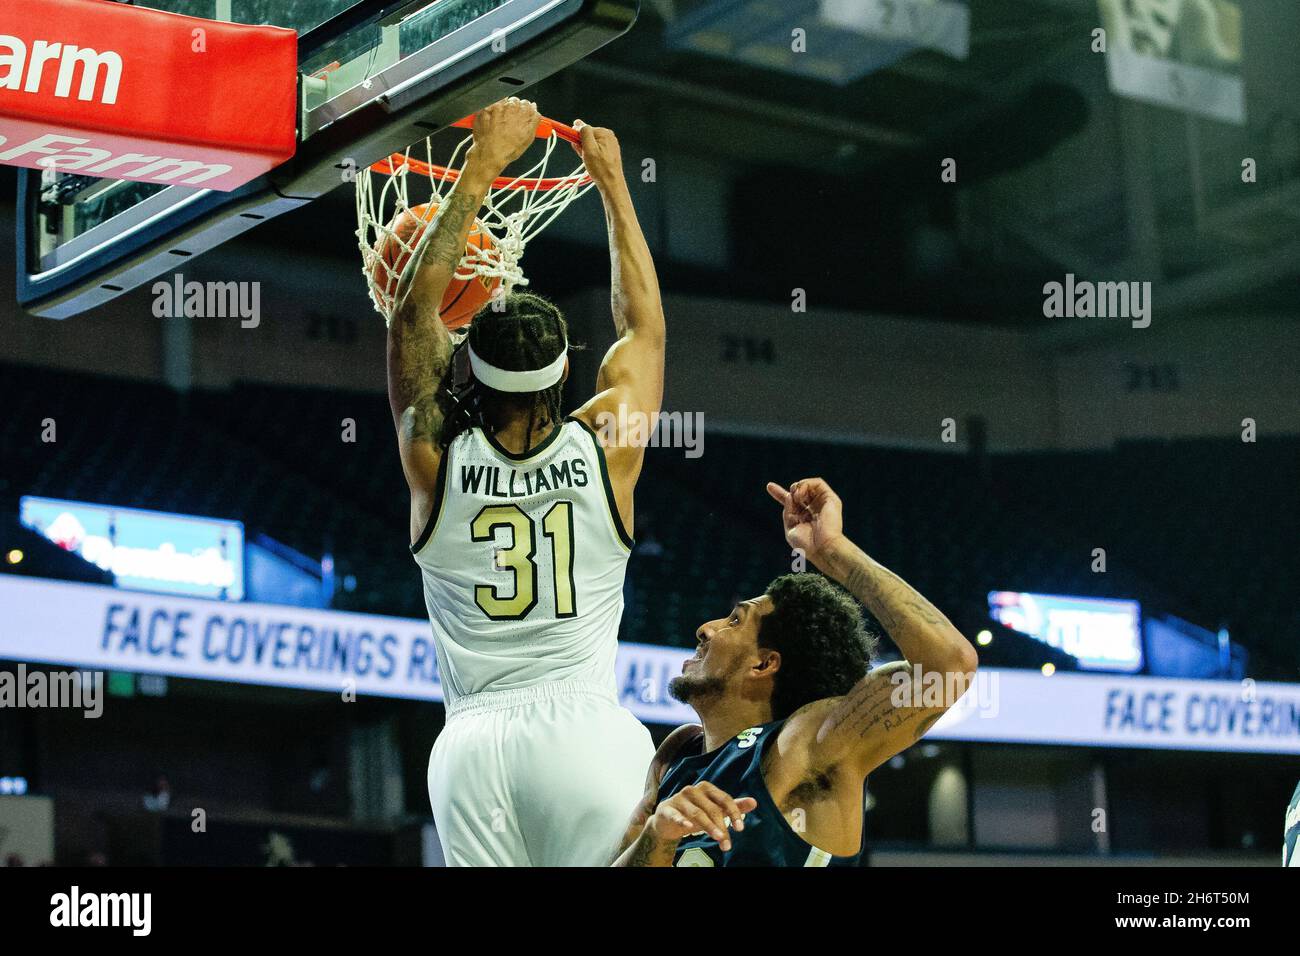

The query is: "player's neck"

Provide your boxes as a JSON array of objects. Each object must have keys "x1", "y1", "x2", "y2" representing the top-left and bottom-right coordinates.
[
  {"x1": 491, "y1": 414, "x2": 557, "y2": 454},
  {"x1": 698, "y1": 701, "x2": 773, "y2": 753}
]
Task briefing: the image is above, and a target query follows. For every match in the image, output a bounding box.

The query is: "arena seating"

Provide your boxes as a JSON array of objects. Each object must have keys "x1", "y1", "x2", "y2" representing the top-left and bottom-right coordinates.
[{"x1": 2, "y1": 362, "x2": 1294, "y2": 675}]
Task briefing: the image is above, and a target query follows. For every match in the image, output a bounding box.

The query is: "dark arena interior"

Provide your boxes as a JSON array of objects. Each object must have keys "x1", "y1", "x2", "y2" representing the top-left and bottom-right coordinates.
[{"x1": 1, "y1": 0, "x2": 1298, "y2": 900}]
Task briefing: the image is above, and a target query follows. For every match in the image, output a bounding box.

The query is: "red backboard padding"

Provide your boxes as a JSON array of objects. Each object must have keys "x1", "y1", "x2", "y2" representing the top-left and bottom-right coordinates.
[{"x1": 0, "y1": 0, "x2": 298, "y2": 191}]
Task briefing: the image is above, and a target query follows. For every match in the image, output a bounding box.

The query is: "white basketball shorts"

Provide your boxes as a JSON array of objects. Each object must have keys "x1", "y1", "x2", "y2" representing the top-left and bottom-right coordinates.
[{"x1": 428, "y1": 679, "x2": 654, "y2": 866}]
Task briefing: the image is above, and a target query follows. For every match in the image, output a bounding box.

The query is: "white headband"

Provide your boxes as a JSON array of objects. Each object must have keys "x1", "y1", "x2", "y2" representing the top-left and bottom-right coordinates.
[{"x1": 467, "y1": 342, "x2": 568, "y2": 393}]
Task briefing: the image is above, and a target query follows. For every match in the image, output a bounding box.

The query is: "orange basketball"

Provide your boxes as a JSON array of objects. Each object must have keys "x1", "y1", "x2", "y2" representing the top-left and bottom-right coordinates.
[{"x1": 373, "y1": 202, "x2": 501, "y2": 330}]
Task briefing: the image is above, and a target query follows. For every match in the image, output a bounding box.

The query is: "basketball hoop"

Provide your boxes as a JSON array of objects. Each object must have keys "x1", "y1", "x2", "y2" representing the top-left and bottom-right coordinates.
[{"x1": 356, "y1": 114, "x2": 595, "y2": 326}]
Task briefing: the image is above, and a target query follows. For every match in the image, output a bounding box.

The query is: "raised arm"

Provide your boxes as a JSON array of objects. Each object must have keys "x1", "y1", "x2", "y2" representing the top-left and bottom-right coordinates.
[
  {"x1": 767, "y1": 479, "x2": 979, "y2": 777},
  {"x1": 569, "y1": 122, "x2": 666, "y2": 530},
  {"x1": 385, "y1": 98, "x2": 540, "y2": 541}
]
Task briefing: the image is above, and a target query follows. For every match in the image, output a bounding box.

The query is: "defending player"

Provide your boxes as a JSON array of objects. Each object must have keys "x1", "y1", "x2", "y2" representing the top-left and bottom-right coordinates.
[
  {"x1": 384, "y1": 98, "x2": 665, "y2": 865},
  {"x1": 613, "y1": 478, "x2": 978, "y2": 866}
]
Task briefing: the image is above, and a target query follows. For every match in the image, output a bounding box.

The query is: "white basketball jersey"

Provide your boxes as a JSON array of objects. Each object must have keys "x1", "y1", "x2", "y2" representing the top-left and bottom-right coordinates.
[{"x1": 412, "y1": 418, "x2": 634, "y2": 704}]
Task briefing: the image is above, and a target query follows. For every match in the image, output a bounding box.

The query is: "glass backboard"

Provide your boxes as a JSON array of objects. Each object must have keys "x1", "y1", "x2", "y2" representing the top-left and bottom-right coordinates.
[{"x1": 18, "y1": 0, "x2": 638, "y2": 318}]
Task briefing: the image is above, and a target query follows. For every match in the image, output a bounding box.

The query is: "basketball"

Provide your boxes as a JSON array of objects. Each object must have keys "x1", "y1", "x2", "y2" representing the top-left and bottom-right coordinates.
[{"x1": 373, "y1": 202, "x2": 501, "y2": 329}]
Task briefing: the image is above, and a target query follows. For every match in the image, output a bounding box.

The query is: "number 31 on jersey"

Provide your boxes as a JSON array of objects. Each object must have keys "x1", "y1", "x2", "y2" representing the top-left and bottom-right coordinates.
[{"x1": 471, "y1": 501, "x2": 576, "y2": 621}]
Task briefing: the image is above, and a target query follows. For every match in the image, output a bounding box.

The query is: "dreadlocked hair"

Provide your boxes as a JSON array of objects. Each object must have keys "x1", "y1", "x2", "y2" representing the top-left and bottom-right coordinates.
[{"x1": 439, "y1": 291, "x2": 569, "y2": 451}]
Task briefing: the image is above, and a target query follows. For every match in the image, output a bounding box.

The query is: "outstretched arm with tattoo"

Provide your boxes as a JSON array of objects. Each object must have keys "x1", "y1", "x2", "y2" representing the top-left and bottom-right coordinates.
[
  {"x1": 386, "y1": 98, "x2": 540, "y2": 543},
  {"x1": 767, "y1": 478, "x2": 979, "y2": 776}
]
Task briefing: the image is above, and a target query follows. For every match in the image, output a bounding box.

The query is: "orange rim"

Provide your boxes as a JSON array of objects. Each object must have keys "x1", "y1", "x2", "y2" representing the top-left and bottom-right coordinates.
[
  {"x1": 450, "y1": 113, "x2": 584, "y2": 146},
  {"x1": 370, "y1": 112, "x2": 591, "y2": 191}
]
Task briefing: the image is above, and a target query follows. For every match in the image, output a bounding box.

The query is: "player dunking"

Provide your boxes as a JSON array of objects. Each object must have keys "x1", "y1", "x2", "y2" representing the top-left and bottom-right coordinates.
[
  {"x1": 384, "y1": 98, "x2": 665, "y2": 865},
  {"x1": 613, "y1": 478, "x2": 979, "y2": 866}
]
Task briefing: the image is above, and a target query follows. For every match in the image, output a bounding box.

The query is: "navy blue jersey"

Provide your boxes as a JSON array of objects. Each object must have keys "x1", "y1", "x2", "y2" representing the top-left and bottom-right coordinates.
[
  {"x1": 656, "y1": 720, "x2": 865, "y2": 867},
  {"x1": 1285, "y1": 781, "x2": 1300, "y2": 867}
]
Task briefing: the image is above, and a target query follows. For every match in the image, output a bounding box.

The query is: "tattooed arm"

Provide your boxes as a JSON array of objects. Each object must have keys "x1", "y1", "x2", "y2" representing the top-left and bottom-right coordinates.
[
  {"x1": 608, "y1": 724, "x2": 704, "y2": 864},
  {"x1": 613, "y1": 783, "x2": 757, "y2": 867},
  {"x1": 386, "y1": 99, "x2": 539, "y2": 543},
  {"x1": 766, "y1": 479, "x2": 979, "y2": 776},
  {"x1": 567, "y1": 122, "x2": 665, "y2": 537}
]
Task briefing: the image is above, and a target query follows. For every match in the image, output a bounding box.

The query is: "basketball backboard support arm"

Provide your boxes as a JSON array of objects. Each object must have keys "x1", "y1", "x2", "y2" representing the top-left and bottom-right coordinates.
[{"x1": 18, "y1": 0, "x2": 638, "y2": 320}]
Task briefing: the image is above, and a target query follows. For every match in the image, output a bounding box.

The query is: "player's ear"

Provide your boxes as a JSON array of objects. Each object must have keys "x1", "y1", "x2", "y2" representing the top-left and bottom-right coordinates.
[
  {"x1": 753, "y1": 648, "x2": 781, "y2": 676},
  {"x1": 562, "y1": 356, "x2": 570, "y2": 383}
]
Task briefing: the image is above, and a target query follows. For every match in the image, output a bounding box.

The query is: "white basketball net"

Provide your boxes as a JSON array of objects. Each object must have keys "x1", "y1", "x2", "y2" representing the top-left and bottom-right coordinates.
[{"x1": 355, "y1": 127, "x2": 595, "y2": 325}]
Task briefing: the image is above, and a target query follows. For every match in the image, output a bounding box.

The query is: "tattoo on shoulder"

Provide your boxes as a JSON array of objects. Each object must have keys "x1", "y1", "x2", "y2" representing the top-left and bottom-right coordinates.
[
  {"x1": 826, "y1": 671, "x2": 939, "y2": 743},
  {"x1": 401, "y1": 389, "x2": 454, "y2": 445},
  {"x1": 392, "y1": 334, "x2": 454, "y2": 443}
]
